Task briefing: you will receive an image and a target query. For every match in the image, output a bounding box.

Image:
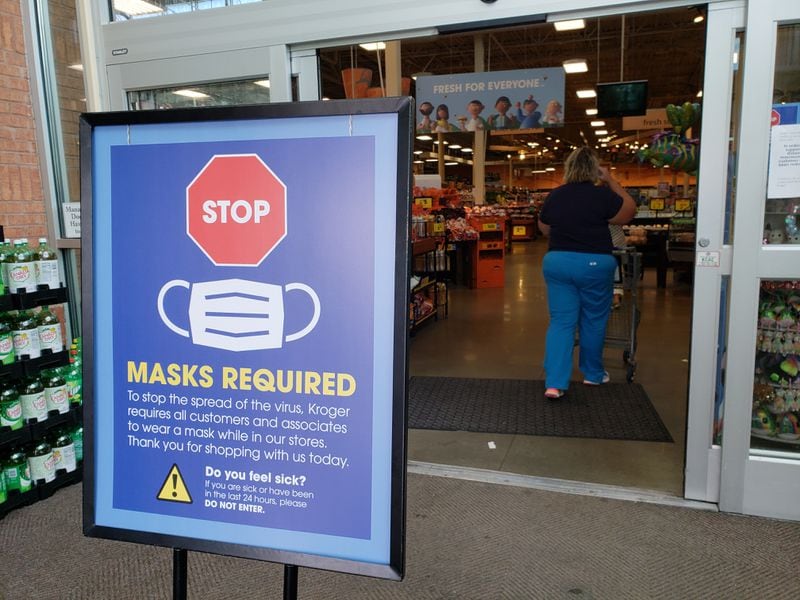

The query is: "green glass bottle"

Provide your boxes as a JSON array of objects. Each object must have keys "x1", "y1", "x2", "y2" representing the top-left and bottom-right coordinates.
[
  {"x1": 27, "y1": 440, "x2": 55, "y2": 484},
  {"x1": 43, "y1": 371, "x2": 69, "y2": 415},
  {"x1": 0, "y1": 386, "x2": 23, "y2": 431},
  {"x1": 0, "y1": 314, "x2": 15, "y2": 365},
  {"x1": 0, "y1": 240, "x2": 9, "y2": 296},
  {"x1": 51, "y1": 430, "x2": 76, "y2": 473},
  {"x1": 65, "y1": 358, "x2": 82, "y2": 406},
  {"x1": 18, "y1": 376, "x2": 47, "y2": 422},
  {"x1": 34, "y1": 237, "x2": 60, "y2": 290},
  {"x1": 12, "y1": 310, "x2": 42, "y2": 360},
  {"x1": 6, "y1": 239, "x2": 36, "y2": 294},
  {"x1": 36, "y1": 306, "x2": 64, "y2": 353},
  {"x1": 71, "y1": 424, "x2": 83, "y2": 462},
  {"x1": 4, "y1": 450, "x2": 32, "y2": 493}
]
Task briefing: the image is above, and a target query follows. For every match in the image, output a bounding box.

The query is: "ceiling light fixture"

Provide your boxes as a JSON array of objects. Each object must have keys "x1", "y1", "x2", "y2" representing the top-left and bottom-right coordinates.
[
  {"x1": 696, "y1": 90, "x2": 703, "y2": 98},
  {"x1": 411, "y1": 72, "x2": 432, "y2": 80},
  {"x1": 562, "y1": 59, "x2": 588, "y2": 74},
  {"x1": 594, "y1": 129, "x2": 608, "y2": 135},
  {"x1": 590, "y1": 120, "x2": 606, "y2": 127},
  {"x1": 359, "y1": 42, "x2": 386, "y2": 51},
  {"x1": 545, "y1": 167, "x2": 556, "y2": 172},
  {"x1": 173, "y1": 89, "x2": 210, "y2": 99},
  {"x1": 585, "y1": 108, "x2": 598, "y2": 116},
  {"x1": 461, "y1": 147, "x2": 473, "y2": 153},
  {"x1": 416, "y1": 135, "x2": 433, "y2": 141},
  {"x1": 413, "y1": 150, "x2": 423, "y2": 155},
  {"x1": 576, "y1": 89, "x2": 596, "y2": 99},
  {"x1": 449, "y1": 144, "x2": 462, "y2": 149},
  {"x1": 553, "y1": 19, "x2": 585, "y2": 32},
  {"x1": 253, "y1": 80, "x2": 271, "y2": 88},
  {"x1": 445, "y1": 162, "x2": 458, "y2": 166}
]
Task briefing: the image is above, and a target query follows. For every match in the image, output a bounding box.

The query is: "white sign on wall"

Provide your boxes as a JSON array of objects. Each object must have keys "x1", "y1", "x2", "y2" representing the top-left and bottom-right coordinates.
[{"x1": 62, "y1": 202, "x2": 81, "y2": 238}]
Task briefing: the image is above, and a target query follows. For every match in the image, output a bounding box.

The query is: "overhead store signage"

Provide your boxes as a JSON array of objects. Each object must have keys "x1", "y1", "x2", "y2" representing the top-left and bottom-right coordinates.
[
  {"x1": 80, "y1": 99, "x2": 412, "y2": 580},
  {"x1": 622, "y1": 108, "x2": 669, "y2": 131},
  {"x1": 415, "y1": 67, "x2": 565, "y2": 134}
]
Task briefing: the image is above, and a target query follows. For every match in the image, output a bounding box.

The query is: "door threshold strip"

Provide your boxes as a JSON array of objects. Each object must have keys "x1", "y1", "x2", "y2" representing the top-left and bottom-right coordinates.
[{"x1": 408, "y1": 461, "x2": 718, "y2": 512}]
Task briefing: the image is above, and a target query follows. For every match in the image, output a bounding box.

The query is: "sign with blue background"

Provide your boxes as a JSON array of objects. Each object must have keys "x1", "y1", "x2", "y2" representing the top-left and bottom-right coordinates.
[
  {"x1": 83, "y1": 103, "x2": 409, "y2": 579},
  {"x1": 415, "y1": 68, "x2": 565, "y2": 133}
]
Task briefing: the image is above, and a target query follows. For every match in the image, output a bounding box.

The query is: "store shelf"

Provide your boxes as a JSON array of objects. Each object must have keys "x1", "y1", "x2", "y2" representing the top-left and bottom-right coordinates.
[
  {"x1": 0, "y1": 404, "x2": 82, "y2": 452},
  {"x1": 0, "y1": 349, "x2": 70, "y2": 383},
  {"x1": 9, "y1": 286, "x2": 68, "y2": 310},
  {"x1": 1, "y1": 463, "x2": 83, "y2": 520},
  {"x1": 469, "y1": 218, "x2": 505, "y2": 289}
]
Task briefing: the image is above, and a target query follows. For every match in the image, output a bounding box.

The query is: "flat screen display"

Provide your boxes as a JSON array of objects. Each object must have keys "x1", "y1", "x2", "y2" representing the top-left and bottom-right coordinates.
[{"x1": 596, "y1": 81, "x2": 648, "y2": 118}]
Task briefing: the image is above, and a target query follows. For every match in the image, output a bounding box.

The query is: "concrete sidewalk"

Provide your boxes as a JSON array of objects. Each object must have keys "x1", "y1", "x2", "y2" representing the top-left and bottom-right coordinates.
[{"x1": 0, "y1": 469, "x2": 797, "y2": 599}]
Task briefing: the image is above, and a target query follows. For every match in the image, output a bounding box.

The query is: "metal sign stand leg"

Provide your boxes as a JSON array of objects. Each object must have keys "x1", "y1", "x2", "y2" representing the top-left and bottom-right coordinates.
[
  {"x1": 283, "y1": 564, "x2": 298, "y2": 600},
  {"x1": 173, "y1": 548, "x2": 188, "y2": 600}
]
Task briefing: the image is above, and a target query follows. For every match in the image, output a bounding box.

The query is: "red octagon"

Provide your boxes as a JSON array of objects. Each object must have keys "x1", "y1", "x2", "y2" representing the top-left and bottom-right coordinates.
[{"x1": 187, "y1": 154, "x2": 287, "y2": 266}]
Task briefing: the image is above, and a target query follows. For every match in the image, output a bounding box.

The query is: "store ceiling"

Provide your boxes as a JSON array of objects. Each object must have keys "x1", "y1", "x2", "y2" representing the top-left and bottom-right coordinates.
[{"x1": 319, "y1": 6, "x2": 707, "y2": 167}]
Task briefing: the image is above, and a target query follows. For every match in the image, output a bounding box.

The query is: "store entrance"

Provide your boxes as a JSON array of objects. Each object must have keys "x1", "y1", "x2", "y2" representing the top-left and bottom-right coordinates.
[{"x1": 320, "y1": 6, "x2": 706, "y2": 495}]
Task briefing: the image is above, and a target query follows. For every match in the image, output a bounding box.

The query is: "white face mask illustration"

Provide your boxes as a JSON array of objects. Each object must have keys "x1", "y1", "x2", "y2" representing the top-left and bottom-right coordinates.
[{"x1": 157, "y1": 278, "x2": 320, "y2": 352}]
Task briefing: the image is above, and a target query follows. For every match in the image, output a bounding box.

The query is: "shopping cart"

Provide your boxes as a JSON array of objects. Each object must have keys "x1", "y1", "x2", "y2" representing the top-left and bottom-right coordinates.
[{"x1": 606, "y1": 249, "x2": 642, "y2": 382}]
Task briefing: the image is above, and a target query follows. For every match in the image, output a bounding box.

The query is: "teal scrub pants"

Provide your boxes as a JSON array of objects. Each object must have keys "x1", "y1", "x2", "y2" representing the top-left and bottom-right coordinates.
[{"x1": 542, "y1": 251, "x2": 617, "y2": 389}]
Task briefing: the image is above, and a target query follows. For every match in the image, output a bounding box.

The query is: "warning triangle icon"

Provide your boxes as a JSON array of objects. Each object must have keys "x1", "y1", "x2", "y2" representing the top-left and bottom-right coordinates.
[{"x1": 157, "y1": 464, "x2": 193, "y2": 504}]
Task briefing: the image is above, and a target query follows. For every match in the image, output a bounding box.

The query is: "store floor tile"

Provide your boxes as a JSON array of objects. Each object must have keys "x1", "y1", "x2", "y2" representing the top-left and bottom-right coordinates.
[{"x1": 409, "y1": 239, "x2": 691, "y2": 496}]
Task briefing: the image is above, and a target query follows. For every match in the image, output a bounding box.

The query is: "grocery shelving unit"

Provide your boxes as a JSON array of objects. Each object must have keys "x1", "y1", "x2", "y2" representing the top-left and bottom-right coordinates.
[{"x1": 0, "y1": 284, "x2": 81, "y2": 519}]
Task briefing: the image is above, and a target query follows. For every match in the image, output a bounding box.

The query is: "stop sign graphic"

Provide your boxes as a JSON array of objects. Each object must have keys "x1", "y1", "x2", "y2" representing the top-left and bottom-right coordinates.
[{"x1": 187, "y1": 154, "x2": 287, "y2": 266}]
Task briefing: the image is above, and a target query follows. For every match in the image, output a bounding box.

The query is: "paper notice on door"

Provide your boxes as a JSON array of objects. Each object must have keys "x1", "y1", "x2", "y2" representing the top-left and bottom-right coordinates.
[
  {"x1": 62, "y1": 203, "x2": 81, "y2": 238},
  {"x1": 696, "y1": 251, "x2": 720, "y2": 268},
  {"x1": 768, "y1": 124, "x2": 800, "y2": 199}
]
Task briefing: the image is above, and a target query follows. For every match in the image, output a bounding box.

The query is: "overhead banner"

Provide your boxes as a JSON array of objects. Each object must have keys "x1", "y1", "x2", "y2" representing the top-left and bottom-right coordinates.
[
  {"x1": 622, "y1": 108, "x2": 670, "y2": 131},
  {"x1": 415, "y1": 67, "x2": 565, "y2": 133},
  {"x1": 81, "y1": 99, "x2": 411, "y2": 580}
]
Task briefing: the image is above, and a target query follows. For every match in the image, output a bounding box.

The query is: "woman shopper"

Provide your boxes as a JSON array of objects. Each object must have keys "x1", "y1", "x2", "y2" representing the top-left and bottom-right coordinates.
[{"x1": 537, "y1": 147, "x2": 636, "y2": 399}]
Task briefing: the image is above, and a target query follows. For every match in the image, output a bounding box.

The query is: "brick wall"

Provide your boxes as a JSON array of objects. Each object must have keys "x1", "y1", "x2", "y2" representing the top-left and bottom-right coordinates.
[{"x1": 0, "y1": 0, "x2": 47, "y2": 242}]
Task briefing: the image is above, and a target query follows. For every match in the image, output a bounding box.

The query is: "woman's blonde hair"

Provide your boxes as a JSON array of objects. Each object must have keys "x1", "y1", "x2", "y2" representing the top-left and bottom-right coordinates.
[{"x1": 563, "y1": 146, "x2": 600, "y2": 184}]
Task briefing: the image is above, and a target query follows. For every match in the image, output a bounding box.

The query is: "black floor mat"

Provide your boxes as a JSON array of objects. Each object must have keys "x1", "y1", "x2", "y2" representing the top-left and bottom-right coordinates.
[{"x1": 408, "y1": 376, "x2": 673, "y2": 443}]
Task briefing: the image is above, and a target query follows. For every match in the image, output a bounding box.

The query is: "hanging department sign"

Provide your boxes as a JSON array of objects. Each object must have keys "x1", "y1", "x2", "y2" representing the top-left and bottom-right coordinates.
[
  {"x1": 415, "y1": 67, "x2": 565, "y2": 133},
  {"x1": 81, "y1": 100, "x2": 411, "y2": 580}
]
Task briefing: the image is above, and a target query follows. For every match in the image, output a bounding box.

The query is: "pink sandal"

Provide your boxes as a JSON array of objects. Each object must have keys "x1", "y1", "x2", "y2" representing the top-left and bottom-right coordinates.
[{"x1": 544, "y1": 387, "x2": 564, "y2": 399}]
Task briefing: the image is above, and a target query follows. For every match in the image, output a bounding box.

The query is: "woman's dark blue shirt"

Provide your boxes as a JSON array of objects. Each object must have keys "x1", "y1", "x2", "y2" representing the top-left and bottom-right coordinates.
[{"x1": 539, "y1": 182, "x2": 624, "y2": 254}]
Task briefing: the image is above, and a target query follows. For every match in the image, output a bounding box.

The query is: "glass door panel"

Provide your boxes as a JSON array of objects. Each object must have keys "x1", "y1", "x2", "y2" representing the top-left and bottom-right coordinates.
[
  {"x1": 762, "y1": 24, "x2": 800, "y2": 246},
  {"x1": 721, "y1": 4, "x2": 800, "y2": 520},
  {"x1": 752, "y1": 24, "x2": 800, "y2": 457},
  {"x1": 127, "y1": 78, "x2": 271, "y2": 110},
  {"x1": 753, "y1": 280, "x2": 800, "y2": 454}
]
